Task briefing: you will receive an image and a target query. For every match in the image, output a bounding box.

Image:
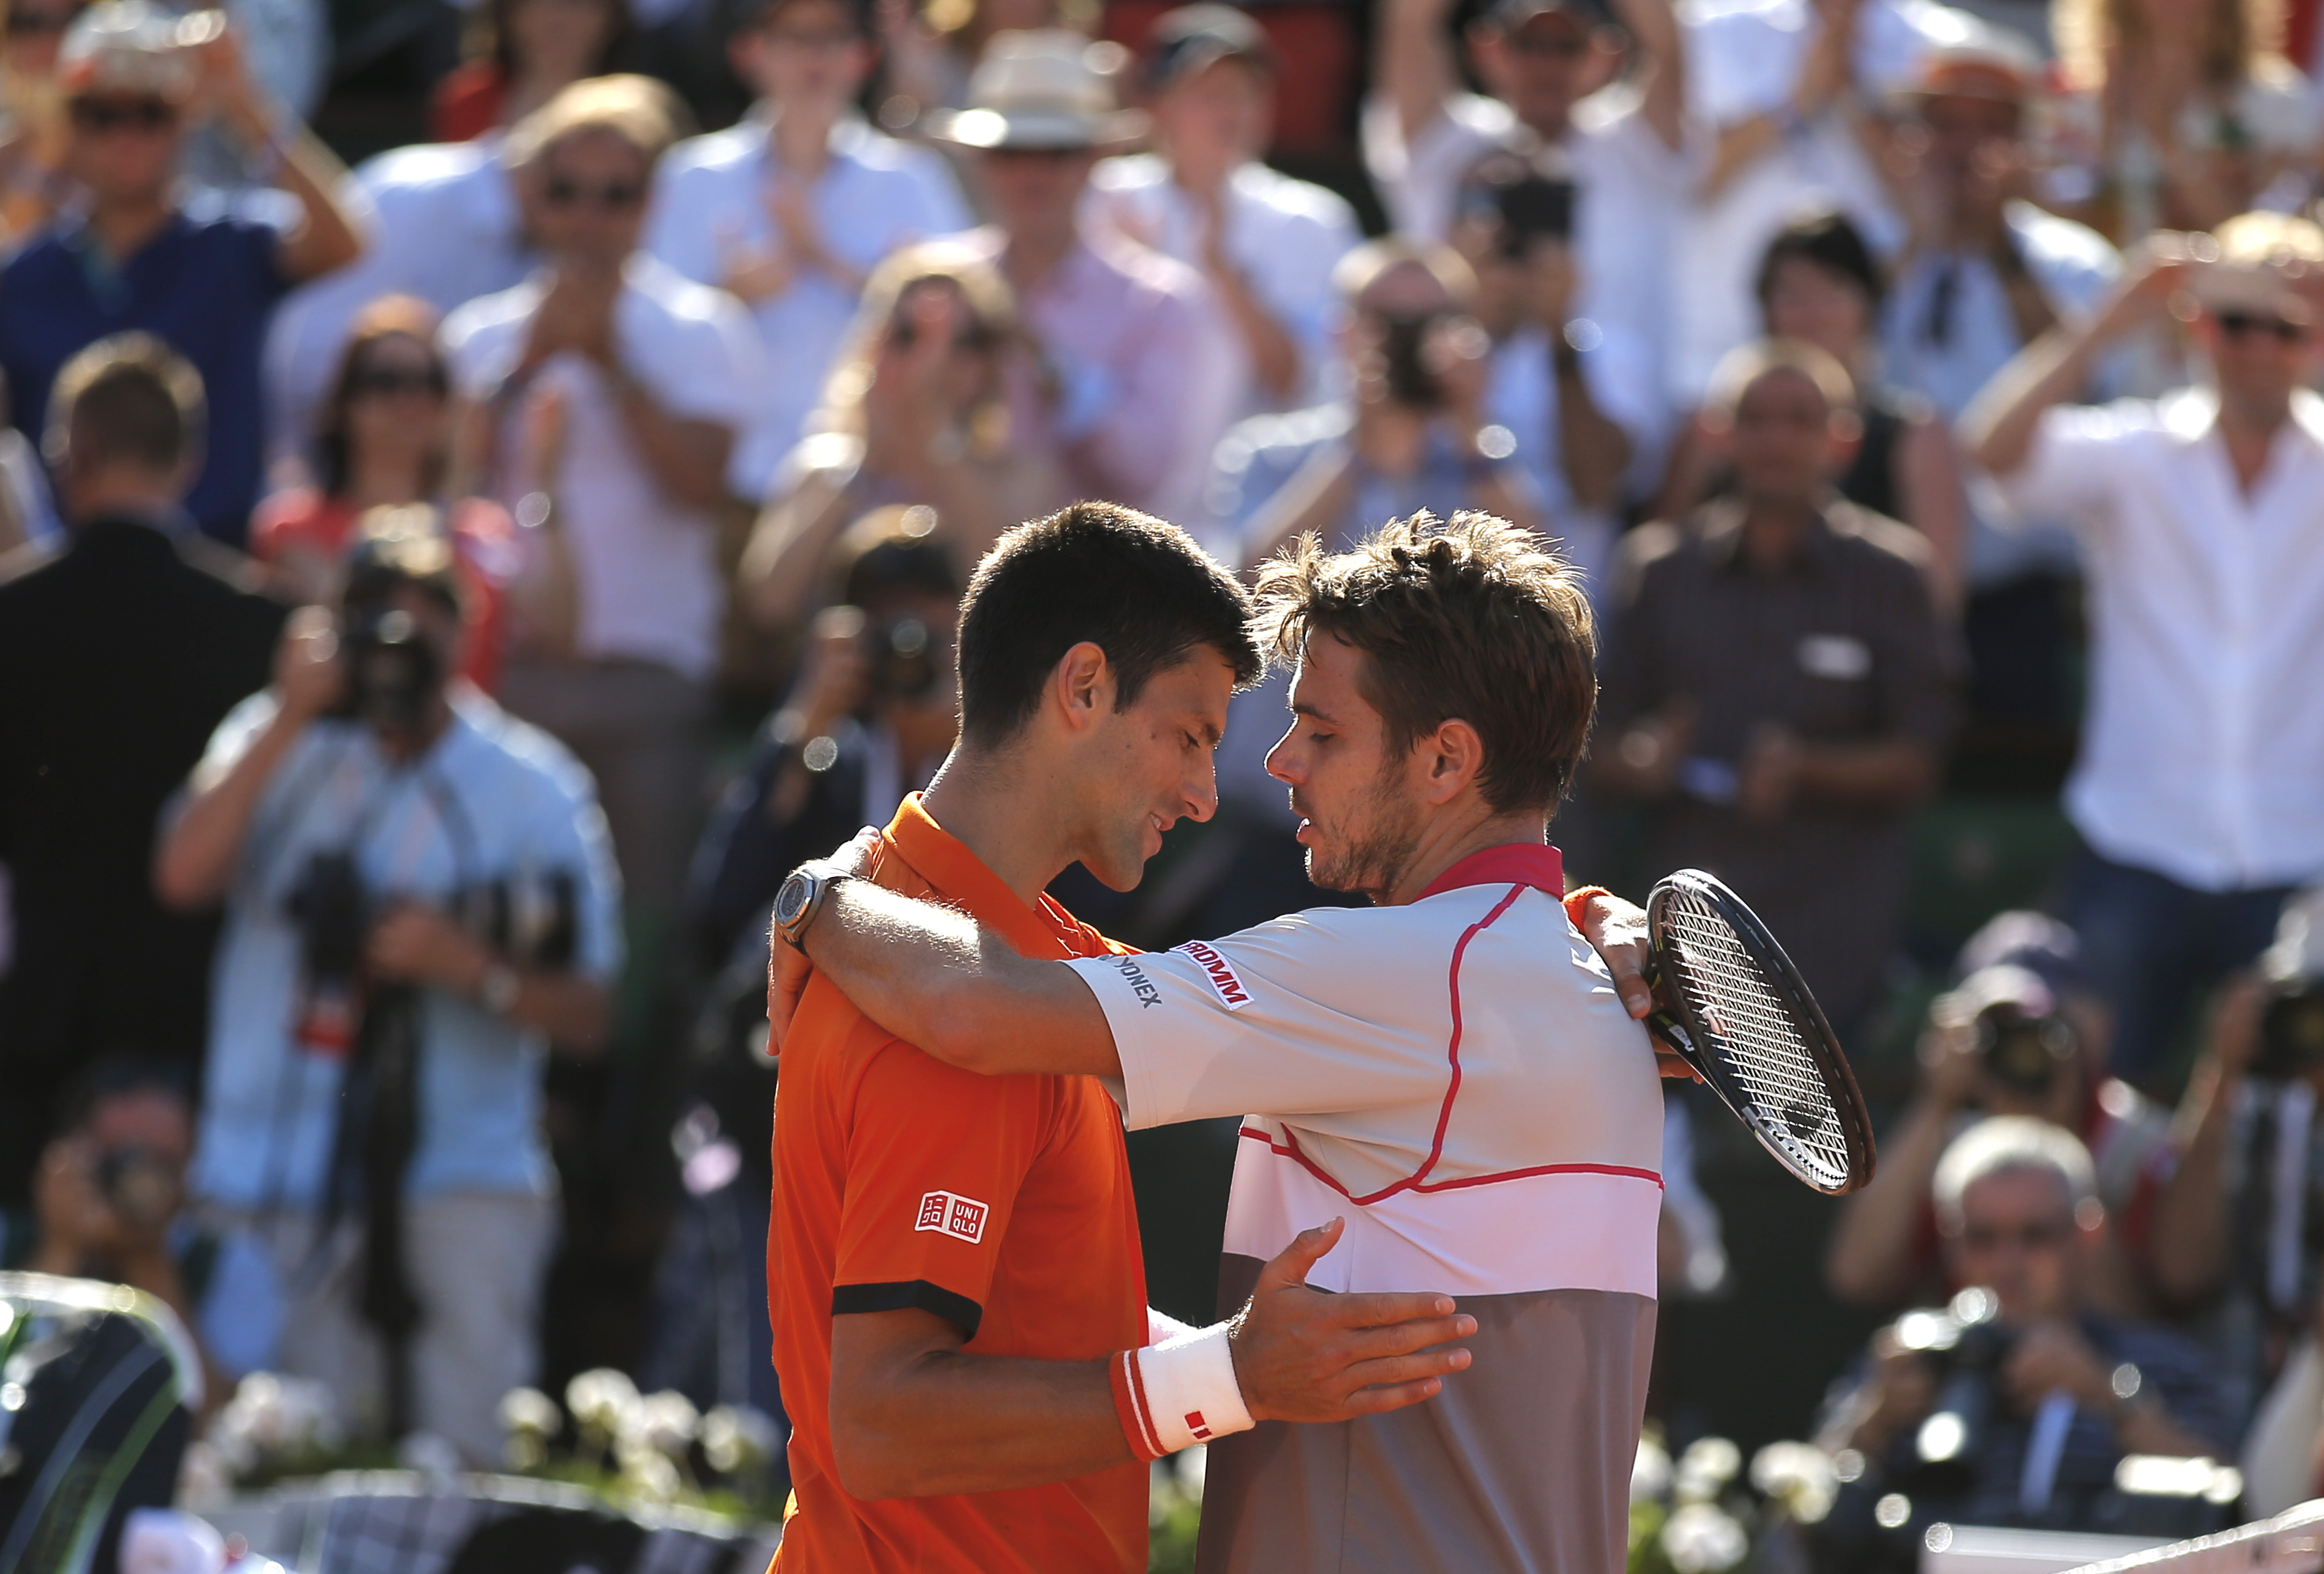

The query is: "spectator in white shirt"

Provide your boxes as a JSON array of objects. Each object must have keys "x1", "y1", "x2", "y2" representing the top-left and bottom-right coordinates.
[
  {"x1": 442, "y1": 75, "x2": 765, "y2": 937},
  {"x1": 646, "y1": 0, "x2": 969, "y2": 500},
  {"x1": 1674, "y1": 0, "x2": 1977, "y2": 401},
  {"x1": 1965, "y1": 212, "x2": 2324, "y2": 1088},
  {"x1": 1085, "y1": 4, "x2": 1359, "y2": 413},
  {"x1": 1366, "y1": 0, "x2": 1689, "y2": 491},
  {"x1": 924, "y1": 29, "x2": 1242, "y2": 526}
]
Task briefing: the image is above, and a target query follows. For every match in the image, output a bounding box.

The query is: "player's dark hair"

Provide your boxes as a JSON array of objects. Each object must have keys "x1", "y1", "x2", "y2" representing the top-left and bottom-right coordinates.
[
  {"x1": 1257, "y1": 510, "x2": 1596, "y2": 814},
  {"x1": 956, "y1": 501, "x2": 1261, "y2": 746}
]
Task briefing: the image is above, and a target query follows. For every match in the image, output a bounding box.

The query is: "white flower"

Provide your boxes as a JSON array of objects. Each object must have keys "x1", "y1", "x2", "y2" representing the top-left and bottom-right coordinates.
[
  {"x1": 499, "y1": 1387, "x2": 562, "y2": 1440},
  {"x1": 1631, "y1": 1436, "x2": 1673, "y2": 1504},
  {"x1": 1675, "y1": 1436, "x2": 1743, "y2": 1503},
  {"x1": 616, "y1": 1436, "x2": 682, "y2": 1502},
  {"x1": 1750, "y1": 1440, "x2": 1838, "y2": 1524},
  {"x1": 1662, "y1": 1502, "x2": 1750, "y2": 1573},
  {"x1": 565, "y1": 1368, "x2": 640, "y2": 1439},
  {"x1": 634, "y1": 1390, "x2": 701, "y2": 1458},
  {"x1": 702, "y1": 1406, "x2": 782, "y2": 1475}
]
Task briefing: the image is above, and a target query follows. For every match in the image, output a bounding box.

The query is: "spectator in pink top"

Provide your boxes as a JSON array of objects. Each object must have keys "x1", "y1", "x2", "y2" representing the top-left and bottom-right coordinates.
[{"x1": 926, "y1": 30, "x2": 1242, "y2": 532}]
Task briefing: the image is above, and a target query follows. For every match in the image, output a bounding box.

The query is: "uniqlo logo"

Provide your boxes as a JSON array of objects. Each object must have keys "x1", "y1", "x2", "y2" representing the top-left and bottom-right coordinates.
[
  {"x1": 1185, "y1": 1410, "x2": 1212, "y2": 1441},
  {"x1": 914, "y1": 1190, "x2": 987, "y2": 1244}
]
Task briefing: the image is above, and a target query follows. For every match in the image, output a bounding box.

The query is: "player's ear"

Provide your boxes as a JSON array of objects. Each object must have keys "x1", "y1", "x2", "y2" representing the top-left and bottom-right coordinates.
[
  {"x1": 1421, "y1": 718, "x2": 1487, "y2": 806},
  {"x1": 1050, "y1": 641, "x2": 1114, "y2": 733}
]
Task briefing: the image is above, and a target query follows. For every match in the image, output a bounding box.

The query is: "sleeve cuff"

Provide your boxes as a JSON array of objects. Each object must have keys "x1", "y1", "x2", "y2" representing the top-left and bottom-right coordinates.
[{"x1": 832, "y1": 1280, "x2": 984, "y2": 1340}]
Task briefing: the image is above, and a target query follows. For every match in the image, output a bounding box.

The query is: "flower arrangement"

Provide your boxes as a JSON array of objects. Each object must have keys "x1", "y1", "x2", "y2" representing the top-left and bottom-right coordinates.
[{"x1": 1628, "y1": 1432, "x2": 1841, "y2": 1574}]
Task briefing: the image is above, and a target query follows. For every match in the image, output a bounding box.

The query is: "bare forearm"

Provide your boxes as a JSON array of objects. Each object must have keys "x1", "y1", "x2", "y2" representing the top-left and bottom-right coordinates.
[
  {"x1": 1611, "y1": 0, "x2": 1686, "y2": 148},
  {"x1": 1241, "y1": 448, "x2": 1357, "y2": 570},
  {"x1": 741, "y1": 471, "x2": 855, "y2": 631},
  {"x1": 1792, "y1": 737, "x2": 1937, "y2": 808},
  {"x1": 155, "y1": 706, "x2": 307, "y2": 909},
  {"x1": 1703, "y1": 116, "x2": 1783, "y2": 200},
  {"x1": 1554, "y1": 364, "x2": 1631, "y2": 513},
  {"x1": 1378, "y1": 0, "x2": 1459, "y2": 144},
  {"x1": 506, "y1": 971, "x2": 611, "y2": 1052},
  {"x1": 2148, "y1": 1066, "x2": 2235, "y2": 1301},
  {"x1": 799, "y1": 882, "x2": 1114, "y2": 1076},
  {"x1": 1209, "y1": 260, "x2": 1302, "y2": 402},
  {"x1": 1896, "y1": 419, "x2": 1968, "y2": 615},
  {"x1": 2115, "y1": 1399, "x2": 2215, "y2": 1460},
  {"x1": 1826, "y1": 1099, "x2": 1955, "y2": 1304},
  {"x1": 272, "y1": 127, "x2": 364, "y2": 281},
  {"x1": 608, "y1": 373, "x2": 733, "y2": 510},
  {"x1": 835, "y1": 1347, "x2": 1130, "y2": 1498},
  {"x1": 1963, "y1": 327, "x2": 2091, "y2": 478}
]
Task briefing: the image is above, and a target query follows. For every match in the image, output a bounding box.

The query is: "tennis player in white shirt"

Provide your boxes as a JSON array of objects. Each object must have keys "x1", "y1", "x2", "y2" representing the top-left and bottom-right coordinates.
[{"x1": 777, "y1": 509, "x2": 1668, "y2": 1572}]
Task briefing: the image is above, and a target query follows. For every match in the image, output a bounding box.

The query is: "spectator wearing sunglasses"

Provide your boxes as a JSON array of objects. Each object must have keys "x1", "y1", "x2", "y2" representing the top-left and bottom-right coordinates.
[
  {"x1": 1966, "y1": 211, "x2": 2324, "y2": 1094},
  {"x1": 251, "y1": 296, "x2": 519, "y2": 691},
  {"x1": 646, "y1": 0, "x2": 968, "y2": 502},
  {"x1": 442, "y1": 74, "x2": 763, "y2": 964},
  {"x1": 0, "y1": 0, "x2": 362, "y2": 549}
]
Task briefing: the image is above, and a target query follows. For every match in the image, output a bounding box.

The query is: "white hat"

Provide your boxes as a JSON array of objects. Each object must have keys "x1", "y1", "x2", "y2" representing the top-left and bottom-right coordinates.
[
  {"x1": 927, "y1": 30, "x2": 1145, "y2": 151},
  {"x1": 2263, "y1": 887, "x2": 2324, "y2": 987},
  {"x1": 58, "y1": 1, "x2": 223, "y2": 101}
]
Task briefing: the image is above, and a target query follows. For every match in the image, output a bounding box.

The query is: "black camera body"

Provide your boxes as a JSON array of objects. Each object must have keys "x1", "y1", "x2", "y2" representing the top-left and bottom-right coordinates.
[
  {"x1": 1380, "y1": 314, "x2": 1443, "y2": 409},
  {"x1": 337, "y1": 605, "x2": 443, "y2": 732},
  {"x1": 1975, "y1": 999, "x2": 2079, "y2": 1097},
  {"x1": 864, "y1": 616, "x2": 944, "y2": 706},
  {"x1": 2253, "y1": 977, "x2": 2324, "y2": 1081},
  {"x1": 289, "y1": 852, "x2": 581, "y2": 993}
]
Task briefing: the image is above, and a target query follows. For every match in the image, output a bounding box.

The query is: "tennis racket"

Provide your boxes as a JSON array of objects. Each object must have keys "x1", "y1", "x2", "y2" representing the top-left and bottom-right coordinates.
[{"x1": 1644, "y1": 869, "x2": 1877, "y2": 1195}]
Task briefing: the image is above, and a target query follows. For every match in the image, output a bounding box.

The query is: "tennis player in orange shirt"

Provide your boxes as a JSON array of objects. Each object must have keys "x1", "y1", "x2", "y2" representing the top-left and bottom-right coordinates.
[{"x1": 765, "y1": 503, "x2": 1486, "y2": 1572}]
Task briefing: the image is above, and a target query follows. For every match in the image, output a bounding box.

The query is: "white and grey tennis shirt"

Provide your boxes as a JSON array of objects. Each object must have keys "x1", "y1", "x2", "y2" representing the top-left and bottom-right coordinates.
[{"x1": 1064, "y1": 844, "x2": 1664, "y2": 1574}]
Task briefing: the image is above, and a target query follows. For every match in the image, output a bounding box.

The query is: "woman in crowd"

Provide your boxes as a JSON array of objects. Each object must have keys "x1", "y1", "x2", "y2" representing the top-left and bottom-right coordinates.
[
  {"x1": 0, "y1": 0, "x2": 82, "y2": 243},
  {"x1": 738, "y1": 243, "x2": 1063, "y2": 638},
  {"x1": 251, "y1": 296, "x2": 519, "y2": 687},
  {"x1": 1659, "y1": 212, "x2": 1968, "y2": 610},
  {"x1": 430, "y1": 0, "x2": 632, "y2": 142},
  {"x1": 2046, "y1": 0, "x2": 2317, "y2": 238}
]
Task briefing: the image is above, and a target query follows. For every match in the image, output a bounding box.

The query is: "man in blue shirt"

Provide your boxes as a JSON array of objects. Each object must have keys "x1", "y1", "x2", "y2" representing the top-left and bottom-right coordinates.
[
  {"x1": 156, "y1": 516, "x2": 621, "y2": 1464},
  {"x1": 0, "y1": 1, "x2": 362, "y2": 547}
]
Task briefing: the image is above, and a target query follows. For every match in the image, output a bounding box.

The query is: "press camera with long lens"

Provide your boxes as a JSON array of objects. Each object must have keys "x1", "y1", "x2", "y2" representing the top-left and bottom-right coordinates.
[
  {"x1": 1889, "y1": 1287, "x2": 2014, "y2": 1488},
  {"x1": 2253, "y1": 978, "x2": 2324, "y2": 1081},
  {"x1": 287, "y1": 853, "x2": 582, "y2": 1043}
]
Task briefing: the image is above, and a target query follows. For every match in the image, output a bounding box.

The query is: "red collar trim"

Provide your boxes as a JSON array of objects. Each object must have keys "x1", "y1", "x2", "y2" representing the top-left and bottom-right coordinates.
[{"x1": 1415, "y1": 843, "x2": 1564, "y2": 902}]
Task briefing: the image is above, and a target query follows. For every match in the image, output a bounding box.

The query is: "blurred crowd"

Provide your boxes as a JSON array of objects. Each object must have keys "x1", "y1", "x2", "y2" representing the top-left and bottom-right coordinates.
[{"x1": 2, "y1": 0, "x2": 2324, "y2": 1556}]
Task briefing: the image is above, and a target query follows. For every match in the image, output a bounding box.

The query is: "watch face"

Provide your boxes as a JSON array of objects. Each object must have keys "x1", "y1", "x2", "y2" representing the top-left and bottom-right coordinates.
[{"x1": 774, "y1": 872, "x2": 813, "y2": 930}]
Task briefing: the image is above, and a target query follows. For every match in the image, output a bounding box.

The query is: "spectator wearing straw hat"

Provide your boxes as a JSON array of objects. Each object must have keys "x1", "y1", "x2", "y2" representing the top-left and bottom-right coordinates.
[
  {"x1": 0, "y1": 0, "x2": 363, "y2": 547},
  {"x1": 927, "y1": 29, "x2": 1242, "y2": 528}
]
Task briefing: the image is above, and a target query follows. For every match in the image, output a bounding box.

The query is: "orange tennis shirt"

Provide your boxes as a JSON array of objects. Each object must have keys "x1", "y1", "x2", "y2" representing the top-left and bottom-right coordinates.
[{"x1": 767, "y1": 794, "x2": 1149, "y2": 1573}]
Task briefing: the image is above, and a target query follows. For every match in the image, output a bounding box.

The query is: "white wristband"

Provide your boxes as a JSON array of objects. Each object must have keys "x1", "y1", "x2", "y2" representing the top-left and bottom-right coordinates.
[{"x1": 1132, "y1": 1320, "x2": 1254, "y2": 1453}]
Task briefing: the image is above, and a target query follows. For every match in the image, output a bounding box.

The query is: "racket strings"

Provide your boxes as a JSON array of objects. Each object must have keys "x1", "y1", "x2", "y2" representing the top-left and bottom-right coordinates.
[{"x1": 1659, "y1": 889, "x2": 1853, "y2": 1188}]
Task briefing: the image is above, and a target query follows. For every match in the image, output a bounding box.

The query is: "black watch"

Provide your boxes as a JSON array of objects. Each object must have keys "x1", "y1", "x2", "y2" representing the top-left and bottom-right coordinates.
[{"x1": 774, "y1": 858, "x2": 853, "y2": 952}]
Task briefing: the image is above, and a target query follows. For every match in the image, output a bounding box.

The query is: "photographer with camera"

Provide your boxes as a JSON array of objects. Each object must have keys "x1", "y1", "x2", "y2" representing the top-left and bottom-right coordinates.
[
  {"x1": 2147, "y1": 888, "x2": 2324, "y2": 1488},
  {"x1": 154, "y1": 513, "x2": 620, "y2": 1464},
  {"x1": 1226, "y1": 239, "x2": 1543, "y2": 572},
  {"x1": 1815, "y1": 1117, "x2": 2227, "y2": 1560},
  {"x1": 1827, "y1": 911, "x2": 2169, "y2": 1314},
  {"x1": 692, "y1": 508, "x2": 961, "y2": 972},
  {"x1": 4, "y1": 1055, "x2": 284, "y2": 1404}
]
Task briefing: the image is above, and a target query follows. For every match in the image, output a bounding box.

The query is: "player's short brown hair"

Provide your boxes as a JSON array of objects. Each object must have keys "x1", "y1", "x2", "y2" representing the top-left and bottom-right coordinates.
[
  {"x1": 44, "y1": 330, "x2": 206, "y2": 477},
  {"x1": 1256, "y1": 510, "x2": 1597, "y2": 814}
]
